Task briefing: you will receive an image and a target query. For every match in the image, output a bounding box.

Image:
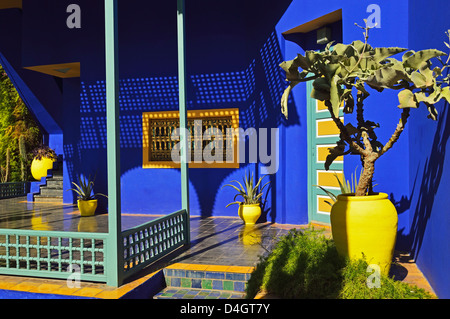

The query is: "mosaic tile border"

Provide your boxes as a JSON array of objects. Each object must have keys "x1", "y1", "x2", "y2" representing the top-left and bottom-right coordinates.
[{"x1": 162, "y1": 263, "x2": 254, "y2": 293}]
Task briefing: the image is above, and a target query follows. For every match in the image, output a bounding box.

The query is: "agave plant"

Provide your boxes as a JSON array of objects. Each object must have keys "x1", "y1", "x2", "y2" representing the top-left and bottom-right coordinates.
[
  {"x1": 280, "y1": 21, "x2": 450, "y2": 196},
  {"x1": 68, "y1": 174, "x2": 108, "y2": 201},
  {"x1": 315, "y1": 168, "x2": 374, "y2": 206},
  {"x1": 223, "y1": 171, "x2": 270, "y2": 207}
]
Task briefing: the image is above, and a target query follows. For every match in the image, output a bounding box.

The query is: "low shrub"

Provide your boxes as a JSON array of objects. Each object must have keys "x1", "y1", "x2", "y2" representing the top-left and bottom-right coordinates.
[{"x1": 246, "y1": 228, "x2": 434, "y2": 299}]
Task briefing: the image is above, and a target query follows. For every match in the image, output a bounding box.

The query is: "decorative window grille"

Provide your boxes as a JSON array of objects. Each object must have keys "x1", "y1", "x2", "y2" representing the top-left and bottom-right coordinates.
[{"x1": 142, "y1": 109, "x2": 239, "y2": 168}]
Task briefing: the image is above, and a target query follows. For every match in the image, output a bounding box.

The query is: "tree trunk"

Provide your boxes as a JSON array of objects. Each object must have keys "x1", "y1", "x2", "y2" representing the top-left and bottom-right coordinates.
[{"x1": 355, "y1": 155, "x2": 376, "y2": 196}]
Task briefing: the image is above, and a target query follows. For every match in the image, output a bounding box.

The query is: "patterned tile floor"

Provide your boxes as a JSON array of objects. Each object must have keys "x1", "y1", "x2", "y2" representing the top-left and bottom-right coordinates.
[
  {"x1": 167, "y1": 216, "x2": 304, "y2": 267},
  {"x1": 0, "y1": 197, "x2": 158, "y2": 232},
  {"x1": 0, "y1": 197, "x2": 436, "y2": 298},
  {"x1": 156, "y1": 288, "x2": 244, "y2": 299}
]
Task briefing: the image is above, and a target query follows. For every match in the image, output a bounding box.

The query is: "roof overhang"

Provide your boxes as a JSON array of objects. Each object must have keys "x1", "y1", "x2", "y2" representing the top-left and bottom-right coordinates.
[
  {"x1": 0, "y1": 0, "x2": 22, "y2": 10},
  {"x1": 24, "y1": 62, "x2": 80, "y2": 78},
  {"x1": 282, "y1": 9, "x2": 342, "y2": 35}
]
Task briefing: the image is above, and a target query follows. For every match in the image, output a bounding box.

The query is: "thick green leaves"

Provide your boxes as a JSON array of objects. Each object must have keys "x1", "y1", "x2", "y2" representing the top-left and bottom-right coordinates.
[
  {"x1": 363, "y1": 47, "x2": 407, "y2": 63},
  {"x1": 325, "y1": 141, "x2": 346, "y2": 170},
  {"x1": 279, "y1": 35, "x2": 450, "y2": 125},
  {"x1": 329, "y1": 75, "x2": 341, "y2": 117},
  {"x1": 403, "y1": 49, "x2": 447, "y2": 69},
  {"x1": 398, "y1": 89, "x2": 418, "y2": 109}
]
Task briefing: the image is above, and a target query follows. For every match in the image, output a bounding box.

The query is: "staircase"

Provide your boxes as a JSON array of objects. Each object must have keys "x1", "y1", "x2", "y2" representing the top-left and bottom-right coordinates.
[
  {"x1": 33, "y1": 169, "x2": 63, "y2": 203},
  {"x1": 153, "y1": 264, "x2": 252, "y2": 299},
  {"x1": 28, "y1": 157, "x2": 64, "y2": 203}
]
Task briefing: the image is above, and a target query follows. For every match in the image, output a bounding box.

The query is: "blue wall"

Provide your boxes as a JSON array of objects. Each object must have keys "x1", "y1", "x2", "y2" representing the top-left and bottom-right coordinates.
[
  {"x1": 406, "y1": 0, "x2": 450, "y2": 299},
  {"x1": 275, "y1": 0, "x2": 449, "y2": 298},
  {"x1": 8, "y1": 0, "x2": 299, "y2": 223},
  {"x1": 0, "y1": 0, "x2": 449, "y2": 297}
]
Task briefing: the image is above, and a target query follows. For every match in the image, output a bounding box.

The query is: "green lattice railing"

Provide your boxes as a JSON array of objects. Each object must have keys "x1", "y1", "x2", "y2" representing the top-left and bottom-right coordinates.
[
  {"x1": 0, "y1": 229, "x2": 108, "y2": 283},
  {"x1": 122, "y1": 209, "x2": 188, "y2": 279},
  {"x1": 0, "y1": 209, "x2": 189, "y2": 285},
  {"x1": 0, "y1": 182, "x2": 30, "y2": 199}
]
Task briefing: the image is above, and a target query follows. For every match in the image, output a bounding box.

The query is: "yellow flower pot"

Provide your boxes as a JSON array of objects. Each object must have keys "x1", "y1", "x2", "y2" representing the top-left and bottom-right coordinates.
[
  {"x1": 238, "y1": 204, "x2": 261, "y2": 225},
  {"x1": 30, "y1": 156, "x2": 56, "y2": 181},
  {"x1": 77, "y1": 199, "x2": 98, "y2": 217},
  {"x1": 330, "y1": 192, "x2": 398, "y2": 275}
]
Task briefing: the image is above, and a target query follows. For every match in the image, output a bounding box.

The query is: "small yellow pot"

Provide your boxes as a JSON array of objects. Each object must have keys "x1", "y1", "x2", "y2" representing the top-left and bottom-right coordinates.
[
  {"x1": 238, "y1": 204, "x2": 261, "y2": 225},
  {"x1": 77, "y1": 199, "x2": 98, "y2": 217},
  {"x1": 30, "y1": 156, "x2": 56, "y2": 181},
  {"x1": 330, "y1": 192, "x2": 398, "y2": 275}
]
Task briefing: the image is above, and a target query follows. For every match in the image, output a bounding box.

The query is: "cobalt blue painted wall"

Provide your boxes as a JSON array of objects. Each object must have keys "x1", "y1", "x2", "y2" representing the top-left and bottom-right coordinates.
[
  {"x1": 275, "y1": 0, "x2": 411, "y2": 228},
  {"x1": 5, "y1": 0, "x2": 297, "y2": 222},
  {"x1": 406, "y1": 0, "x2": 450, "y2": 299},
  {"x1": 1, "y1": 0, "x2": 449, "y2": 296}
]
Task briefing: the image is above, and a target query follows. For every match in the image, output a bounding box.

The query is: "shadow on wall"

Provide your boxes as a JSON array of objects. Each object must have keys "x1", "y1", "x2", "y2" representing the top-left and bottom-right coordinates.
[
  {"x1": 64, "y1": 29, "x2": 300, "y2": 220},
  {"x1": 407, "y1": 101, "x2": 450, "y2": 260}
]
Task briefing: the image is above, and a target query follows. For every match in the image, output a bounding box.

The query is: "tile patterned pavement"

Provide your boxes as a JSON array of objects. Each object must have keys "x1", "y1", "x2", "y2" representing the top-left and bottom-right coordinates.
[
  {"x1": 0, "y1": 198, "x2": 436, "y2": 298},
  {"x1": 153, "y1": 263, "x2": 253, "y2": 299}
]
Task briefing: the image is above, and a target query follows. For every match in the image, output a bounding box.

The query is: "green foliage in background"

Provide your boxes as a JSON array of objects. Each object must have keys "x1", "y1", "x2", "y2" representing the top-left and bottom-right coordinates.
[{"x1": 0, "y1": 64, "x2": 41, "y2": 182}]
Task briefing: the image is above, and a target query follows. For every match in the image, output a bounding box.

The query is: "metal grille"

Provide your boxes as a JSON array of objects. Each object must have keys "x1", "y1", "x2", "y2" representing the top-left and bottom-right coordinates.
[
  {"x1": 0, "y1": 182, "x2": 29, "y2": 199},
  {"x1": 150, "y1": 117, "x2": 233, "y2": 162},
  {"x1": 0, "y1": 229, "x2": 107, "y2": 282},
  {"x1": 122, "y1": 210, "x2": 187, "y2": 276}
]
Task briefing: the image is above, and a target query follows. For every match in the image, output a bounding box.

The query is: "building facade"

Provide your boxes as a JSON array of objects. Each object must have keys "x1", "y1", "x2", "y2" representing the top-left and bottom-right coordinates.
[{"x1": 0, "y1": 0, "x2": 448, "y2": 297}]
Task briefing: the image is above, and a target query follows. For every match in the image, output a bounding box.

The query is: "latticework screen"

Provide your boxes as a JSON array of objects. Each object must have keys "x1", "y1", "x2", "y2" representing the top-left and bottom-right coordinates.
[
  {"x1": 142, "y1": 109, "x2": 239, "y2": 168},
  {"x1": 0, "y1": 230, "x2": 108, "y2": 282}
]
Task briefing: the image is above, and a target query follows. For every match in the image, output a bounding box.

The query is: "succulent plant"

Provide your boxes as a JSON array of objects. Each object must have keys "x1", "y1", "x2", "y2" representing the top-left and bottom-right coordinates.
[
  {"x1": 280, "y1": 21, "x2": 450, "y2": 196},
  {"x1": 223, "y1": 170, "x2": 270, "y2": 207},
  {"x1": 68, "y1": 174, "x2": 108, "y2": 201}
]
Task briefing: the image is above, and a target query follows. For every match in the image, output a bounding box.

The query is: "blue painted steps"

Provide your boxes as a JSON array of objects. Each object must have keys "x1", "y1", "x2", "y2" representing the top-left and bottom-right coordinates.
[{"x1": 27, "y1": 157, "x2": 64, "y2": 203}]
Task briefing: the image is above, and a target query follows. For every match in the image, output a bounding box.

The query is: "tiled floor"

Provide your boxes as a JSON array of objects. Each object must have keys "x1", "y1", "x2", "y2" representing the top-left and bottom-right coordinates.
[
  {"x1": 0, "y1": 197, "x2": 158, "y2": 232},
  {"x1": 0, "y1": 197, "x2": 436, "y2": 298},
  {"x1": 168, "y1": 217, "x2": 300, "y2": 267}
]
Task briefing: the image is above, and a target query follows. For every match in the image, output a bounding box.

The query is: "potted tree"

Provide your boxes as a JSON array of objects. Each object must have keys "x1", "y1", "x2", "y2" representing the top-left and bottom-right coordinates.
[
  {"x1": 223, "y1": 170, "x2": 270, "y2": 225},
  {"x1": 30, "y1": 145, "x2": 57, "y2": 181},
  {"x1": 279, "y1": 22, "x2": 450, "y2": 274},
  {"x1": 68, "y1": 174, "x2": 107, "y2": 217}
]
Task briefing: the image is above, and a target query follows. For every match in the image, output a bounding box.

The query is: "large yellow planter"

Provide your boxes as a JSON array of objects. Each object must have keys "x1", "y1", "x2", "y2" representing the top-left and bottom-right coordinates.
[
  {"x1": 238, "y1": 204, "x2": 261, "y2": 225},
  {"x1": 330, "y1": 192, "x2": 398, "y2": 275},
  {"x1": 77, "y1": 199, "x2": 98, "y2": 217},
  {"x1": 30, "y1": 156, "x2": 56, "y2": 181}
]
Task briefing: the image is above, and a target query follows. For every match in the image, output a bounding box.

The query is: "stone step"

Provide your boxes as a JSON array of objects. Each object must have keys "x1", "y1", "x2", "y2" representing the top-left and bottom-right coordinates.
[
  {"x1": 45, "y1": 180, "x2": 63, "y2": 188},
  {"x1": 39, "y1": 187, "x2": 63, "y2": 196},
  {"x1": 154, "y1": 287, "x2": 245, "y2": 299},
  {"x1": 153, "y1": 264, "x2": 253, "y2": 299},
  {"x1": 48, "y1": 175, "x2": 63, "y2": 181},
  {"x1": 34, "y1": 195, "x2": 63, "y2": 203}
]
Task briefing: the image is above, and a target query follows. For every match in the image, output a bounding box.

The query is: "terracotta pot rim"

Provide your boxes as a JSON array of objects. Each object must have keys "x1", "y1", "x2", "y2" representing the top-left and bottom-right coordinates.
[{"x1": 336, "y1": 192, "x2": 388, "y2": 201}]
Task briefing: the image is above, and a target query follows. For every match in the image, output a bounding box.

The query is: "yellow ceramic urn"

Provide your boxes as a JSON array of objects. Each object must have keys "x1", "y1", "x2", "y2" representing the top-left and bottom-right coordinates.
[
  {"x1": 238, "y1": 204, "x2": 261, "y2": 225},
  {"x1": 30, "y1": 156, "x2": 56, "y2": 181},
  {"x1": 330, "y1": 192, "x2": 398, "y2": 275},
  {"x1": 77, "y1": 199, "x2": 98, "y2": 217}
]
